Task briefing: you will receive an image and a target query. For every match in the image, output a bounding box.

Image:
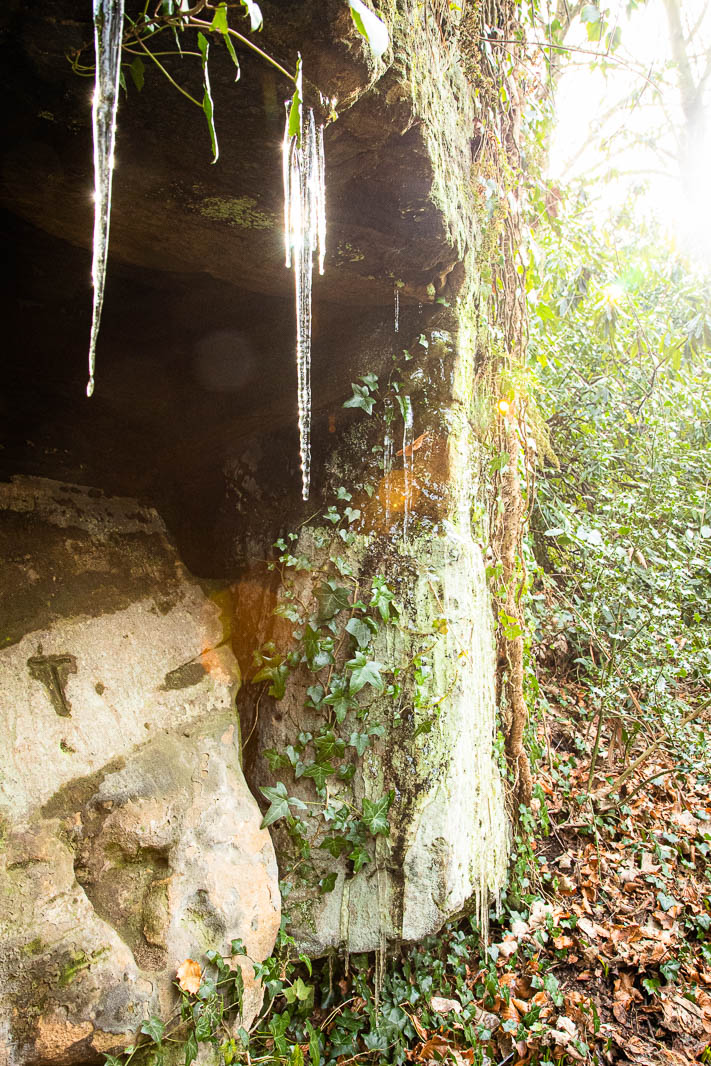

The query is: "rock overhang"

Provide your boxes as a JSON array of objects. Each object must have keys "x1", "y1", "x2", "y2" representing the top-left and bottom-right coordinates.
[{"x1": 0, "y1": 0, "x2": 479, "y2": 571}]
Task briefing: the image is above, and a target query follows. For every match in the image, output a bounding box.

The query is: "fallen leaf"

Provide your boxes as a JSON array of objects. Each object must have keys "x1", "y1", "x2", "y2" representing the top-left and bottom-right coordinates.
[
  {"x1": 430, "y1": 996, "x2": 463, "y2": 1014},
  {"x1": 176, "y1": 958, "x2": 201, "y2": 995},
  {"x1": 397, "y1": 431, "x2": 429, "y2": 457}
]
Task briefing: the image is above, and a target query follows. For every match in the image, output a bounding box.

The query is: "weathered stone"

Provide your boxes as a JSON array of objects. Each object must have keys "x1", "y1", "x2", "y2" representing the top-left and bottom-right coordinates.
[
  {"x1": 0, "y1": 478, "x2": 280, "y2": 1064},
  {"x1": 1, "y1": 0, "x2": 511, "y2": 1001},
  {"x1": 240, "y1": 314, "x2": 509, "y2": 955}
]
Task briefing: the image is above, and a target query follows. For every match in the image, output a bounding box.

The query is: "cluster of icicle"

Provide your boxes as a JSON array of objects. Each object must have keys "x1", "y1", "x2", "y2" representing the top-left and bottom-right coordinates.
[
  {"x1": 87, "y1": 0, "x2": 124, "y2": 398},
  {"x1": 283, "y1": 103, "x2": 326, "y2": 501}
]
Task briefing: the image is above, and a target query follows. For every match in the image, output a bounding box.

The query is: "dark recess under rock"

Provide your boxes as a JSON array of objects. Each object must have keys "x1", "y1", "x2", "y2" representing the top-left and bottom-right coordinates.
[{"x1": 0, "y1": 0, "x2": 459, "y2": 575}]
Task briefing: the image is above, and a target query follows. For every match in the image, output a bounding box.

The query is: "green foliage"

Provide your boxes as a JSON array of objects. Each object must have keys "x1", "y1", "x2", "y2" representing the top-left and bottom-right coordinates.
[
  {"x1": 348, "y1": 0, "x2": 390, "y2": 59},
  {"x1": 73, "y1": 0, "x2": 294, "y2": 160},
  {"x1": 253, "y1": 523, "x2": 404, "y2": 886},
  {"x1": 527, "y1": 191, "x2": 711, "y2": 781}
]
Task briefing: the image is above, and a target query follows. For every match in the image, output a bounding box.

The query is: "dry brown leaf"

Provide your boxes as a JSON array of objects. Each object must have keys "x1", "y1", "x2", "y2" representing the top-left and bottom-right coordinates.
[
  {"x1": 409, "y1": 1013, "x2": 428, "y2": 1041},
  {"x1": 497, "y1": 936, "x2": 519, "y2": 958},
  {"x1": 500, "y1": 1002, "x2": 521, "y2": 1024},
  {"x1": 176, "y1": 958, "x2": 201, "y2": 995},
  {"x1": 430, "y1": 996, "x2": 462, "y2": 1015}
]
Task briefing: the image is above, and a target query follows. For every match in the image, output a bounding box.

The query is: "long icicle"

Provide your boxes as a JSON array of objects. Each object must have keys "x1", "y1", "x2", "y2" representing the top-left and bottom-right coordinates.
[
  {"x1": 283, "y1": 99, "x2": 326, "y2": 500},
  {"x1": 401, "y1": 394, "x2": 413, "y2": 543},
  {"x1": 87, "y1": 0, "x2": 124, "y2": 398}
]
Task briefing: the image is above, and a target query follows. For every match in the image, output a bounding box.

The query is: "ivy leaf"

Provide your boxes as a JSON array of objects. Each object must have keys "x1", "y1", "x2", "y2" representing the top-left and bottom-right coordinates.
[
  {"x1": 320, "y1": 834, "x2": 350, "y2": 857},
  {"x1": 324, "y1": 677, "x2": 354, "y2": 722},
  {"x1": 345, "y1": 617, "x2": 373, "y2": 650},
  {"x1": 344, "y1": 506, "x2": 361, "y2": 524},
  {"x1": 316, "y1": 581, "x2": 352, "y2": 622},
  {"x1": 209, "y1": 3, "x2": 240, "y2": 76},
  {"x1": 315, "y1": 729, "x2": 346, "y2": 761},
  {"x1": 413, "y1": 718, "x2": 433, "y2": 738},
  {"x1": 306, "y1": 683, "x2": 324, "y2": 707},
  {"x1": 253, "y1": 658, "x2": 289, "y2": 700},
  {"x1": 348, "y1": 0, "x2": 390, "y2": 58},
  {"x1": 103, "y1": 1058, "x2": 124, "y2": 1066},
  {"x1": 184, "y1": 1030, "x2": 198, "y2": 1065},
  {"x1": 232, "y1": 964, "x2": 244, "y2": 1014},
  {"x1": 197, "y1": 33, "x2": 219, "y2": 163},
  {"x1": 304, "y1": 626, "x2": 335, "y2": 670},
  {"x1": 240, "y1": 0, "x2": 263, "y2": 31},
  {"x1": 333, "y1": 555, "x2": 353, "y2": 576},
  {"x1": 349, "y1": 844, "x2": 371, "y2": 872},
  {"x1": 362, "y1": 791, "x2": 394, "y2": 836},
  {"x1": 141, "y1": 1017, "x2": 165, "y2": 1044},
  {"x1": 306, "y1": 1020, "x2": 321, "y2": 1066},
  {"x1": 370, "y1": 576, "x2": 396, "y2": 621},
  {"x1": 343, "y1": 382, "x2": 376, "y2": 414},
  {"x1": 290, "y1": 1042, "x2": 306, "y2": 1066},
  {"x1": 302, "y1": 761, "x2": 335, "y2": 791},
  {"x1": 349, "y1": 731, "x2": 370, "y2": 756},
  {"x1": 347, "y1": 651, "x2": 385, "y2": 694},
  {"x1": 319, "y1": 872, "x2": 338, "y2": 894},
  {"x1": 338, "y1": 762, "x2": 356, "y2": 782},
  {"x1": 195, "y1": 1010, "x2": 213, "y2": 1040},
  {"x1": 264, "y1": 747, "x2": 291, "y2": 771},
  {"x1": 657, "y1": 891, "x2": 681, "y2": 912},
  {"x1": 129, "y1": 56, "x2": 145, "y2": 92},
  {"x1": 259, "y1": 782, "x2": 299, "y2": 828}
]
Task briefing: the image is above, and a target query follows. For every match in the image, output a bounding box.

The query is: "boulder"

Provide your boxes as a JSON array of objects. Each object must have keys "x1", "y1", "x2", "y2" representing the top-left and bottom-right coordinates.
[{"x1": 0, "y1": 477, "x2": 280, "y2": 1064}]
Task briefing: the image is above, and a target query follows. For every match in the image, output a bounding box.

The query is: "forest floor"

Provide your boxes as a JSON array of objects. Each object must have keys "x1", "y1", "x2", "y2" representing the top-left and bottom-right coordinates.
[
  {"x1": 257, "y1": 683, "x2": 711, "y2": 1066},
  {"x1": 436, "y1": 672, "x2": 711, "y2": 1066},
  {"x1": 268, "y1": 668, "x2": 711, "y2": 1066}
]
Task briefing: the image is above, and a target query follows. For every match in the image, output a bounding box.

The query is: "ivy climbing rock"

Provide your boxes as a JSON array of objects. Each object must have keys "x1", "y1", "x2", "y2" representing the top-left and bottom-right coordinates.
[{"x1": 0, "y1": 478, "x2": 280, "y2": 1064}]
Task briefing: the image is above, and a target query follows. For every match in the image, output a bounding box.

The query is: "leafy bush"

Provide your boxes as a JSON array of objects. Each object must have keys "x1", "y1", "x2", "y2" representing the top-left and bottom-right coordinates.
[{"x1": 527, "y1": 194, "x2": 711, "y2": 775}]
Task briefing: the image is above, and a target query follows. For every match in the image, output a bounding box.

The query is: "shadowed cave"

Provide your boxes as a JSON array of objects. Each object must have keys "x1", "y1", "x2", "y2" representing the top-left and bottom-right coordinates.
[{"x1": 0, "y1": 0, "x2": 467, "y2": 578}]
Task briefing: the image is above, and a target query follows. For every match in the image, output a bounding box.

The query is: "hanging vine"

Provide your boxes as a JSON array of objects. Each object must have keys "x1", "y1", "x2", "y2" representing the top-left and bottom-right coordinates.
[{"x1": 464, "y1": 0, "x2": 537, "y2": 815}]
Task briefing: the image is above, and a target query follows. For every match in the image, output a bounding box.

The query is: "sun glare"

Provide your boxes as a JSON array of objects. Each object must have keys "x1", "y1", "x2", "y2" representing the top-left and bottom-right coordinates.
[{"x1": 548, "y1": 0, "x2": 711, "y2": 263}]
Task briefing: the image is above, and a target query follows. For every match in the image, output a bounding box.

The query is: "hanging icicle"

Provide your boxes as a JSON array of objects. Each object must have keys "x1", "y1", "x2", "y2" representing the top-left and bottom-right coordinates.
[
  {"x1": 383, "y1": 395, "x2": 394, "y2": 529},
  {"x1": 283, "y1": 78, "x2": 326, "y2": 501},
  {"x1": 87, "y1": 0, "x2": 124, "y2": 398},
  {"x1": 400, "y1": 394, "x2": 414, "y2": 543}
]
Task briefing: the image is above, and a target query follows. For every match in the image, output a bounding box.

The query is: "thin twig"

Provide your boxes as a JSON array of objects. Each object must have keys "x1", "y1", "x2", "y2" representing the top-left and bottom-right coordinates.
[{"x1": 591, "y1": 700, "x2": 710, "y2": 800}]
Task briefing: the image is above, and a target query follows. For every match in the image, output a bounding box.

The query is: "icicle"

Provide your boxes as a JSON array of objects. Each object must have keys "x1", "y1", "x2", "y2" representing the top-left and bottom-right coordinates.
[
  {"x1": 394, "y1": 283, "x2": 400, "y2": 333},
  {"x1": 383, "y1": 395, "x2": 394, "y2": 528},
  {"x1": 401, "y1": 394, "x2": 413, "y2": 543},
  {"x1": 87, "y1": 0, "x2": 124, "y2": 398},
  {"x1": 283, "y1": 101, "x2": 326, "y2": 500},
  {"x1": 316, "y1": 124, "x2": 326, "y2": 277}
]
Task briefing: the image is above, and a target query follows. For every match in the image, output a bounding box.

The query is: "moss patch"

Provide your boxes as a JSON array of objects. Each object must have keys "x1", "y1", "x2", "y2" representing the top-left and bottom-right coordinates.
[{"x1": 199, "y1": 196, "x2": 275, "y2": 229}]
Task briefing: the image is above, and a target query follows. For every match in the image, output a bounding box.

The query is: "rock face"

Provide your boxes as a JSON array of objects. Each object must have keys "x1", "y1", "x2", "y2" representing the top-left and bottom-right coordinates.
[
  {"x1": 0, "y1": 478, "x2": 280, "y2": 1064},
  {"x1": 0, "y1": 0, "x2": 513, "y2": 1037},
  {"x1": 239, "y1": 320, "x2": 509, "y2": 956}
]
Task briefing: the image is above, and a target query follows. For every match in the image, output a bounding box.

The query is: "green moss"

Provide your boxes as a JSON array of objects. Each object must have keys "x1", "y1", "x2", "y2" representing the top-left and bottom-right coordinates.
[
  {"x1": 336, "y1": 241, "x2": 366, "y2": 262},
  {"x1": 58, "y1": 947, "x2": 109, "y2": 986},
  {"x1": 199, "y1": 196, "x2": 275, "y2": 229},
  {"x1": 22, "y1": 937, "x2": 46, "y2": 957}
]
